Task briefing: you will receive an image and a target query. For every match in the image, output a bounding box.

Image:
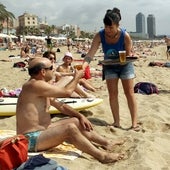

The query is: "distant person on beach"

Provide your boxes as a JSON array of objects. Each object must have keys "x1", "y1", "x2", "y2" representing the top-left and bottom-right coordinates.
[
  {"x1": 149, "y1": 61, "x2": 170, "y2": 67},
  {"x1": 45, "y1": 36, "x2": 53, "y2": 51},
  {"x1": 82, "y1": 7, "x2": 139, "y2": 131},
  {"x1": 43, "y1": 50, "x2": 57, "y2": 70},
  {"x1": 20, "y1": 44, "x2": 30, "y2": 58},
  {"x1": 16, "y1": 57, "x2": 125, "y2": 163},
  {"x1": 67, "y1": 37, "x2": 72, "y2": 51},
  {"x1": 163, "y1": 35, "x2": 170, "y2": 59}
]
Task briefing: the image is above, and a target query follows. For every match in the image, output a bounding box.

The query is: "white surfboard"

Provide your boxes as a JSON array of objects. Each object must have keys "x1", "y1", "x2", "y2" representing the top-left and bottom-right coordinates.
[{"x1": 0, "y1": 97, "x2": 103, "y2": 116}]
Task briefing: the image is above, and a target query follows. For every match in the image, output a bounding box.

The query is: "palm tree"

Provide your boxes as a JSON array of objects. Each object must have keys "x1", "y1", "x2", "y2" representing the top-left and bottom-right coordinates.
[
  {"x1": 0, "y1": 3, "x2": 15, "y2": 34},
  {"x1": 44, "y1": 26, "x2": 53, "y2": 36},
  {"x1": 51, "y1": 25, "x2": 56, "y2": 35}
]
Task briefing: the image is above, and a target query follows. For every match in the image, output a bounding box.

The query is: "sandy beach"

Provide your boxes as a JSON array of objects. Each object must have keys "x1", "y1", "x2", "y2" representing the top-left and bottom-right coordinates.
[{"x1": 0, "y1": 43, "x2": 170, "y2": 170}]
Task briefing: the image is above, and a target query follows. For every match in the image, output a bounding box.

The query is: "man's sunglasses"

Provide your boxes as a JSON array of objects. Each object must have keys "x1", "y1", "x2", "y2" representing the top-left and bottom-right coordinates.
[
  {"x1": 44, "y1": 65, "x2": 53, "y2": 70},
  {"x1": 49, "y1": 57, "x2": 56, "y2": 60}
]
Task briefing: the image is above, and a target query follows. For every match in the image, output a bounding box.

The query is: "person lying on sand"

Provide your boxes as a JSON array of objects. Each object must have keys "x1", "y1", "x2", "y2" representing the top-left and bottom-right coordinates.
[
  {"x1": 148, "y1": 61, "x2": 170, "y2": 67},
  {"x1": 16, "y1": 57, "x2": 125, "y2": 164}
]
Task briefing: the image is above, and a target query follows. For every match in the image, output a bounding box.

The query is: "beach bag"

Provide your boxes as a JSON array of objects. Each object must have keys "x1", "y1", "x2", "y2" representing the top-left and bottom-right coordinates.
[
  {"x1": 134, "y1": 82, "x2": 159, "y2": 95},
  {"x1": 0, "y1": 134, "x2": 28, "y2": 170},
  {"x1": 56, "y1": 48, "x2": 60, "y2": 52},
  {"x1": 83, "y1": 66, "x2": 91, "y2": 79}
]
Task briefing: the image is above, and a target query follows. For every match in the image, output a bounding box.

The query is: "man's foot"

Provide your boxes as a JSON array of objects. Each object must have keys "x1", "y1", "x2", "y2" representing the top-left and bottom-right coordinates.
[{"x1": 100, "y1": 152, "x2": 124, "y2": 164}]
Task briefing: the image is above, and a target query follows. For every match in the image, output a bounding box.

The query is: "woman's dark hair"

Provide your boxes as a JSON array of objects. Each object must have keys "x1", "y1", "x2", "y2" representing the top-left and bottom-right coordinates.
[
  {"x1": 28, "y1": 63, "x2": 46, "y2": 76},
  {"x1": 103, "y1": 7, "x2": 121, "y2": 26},
  {"x1": 43, "y1": 51, "x2": 56, "y2": 60}
]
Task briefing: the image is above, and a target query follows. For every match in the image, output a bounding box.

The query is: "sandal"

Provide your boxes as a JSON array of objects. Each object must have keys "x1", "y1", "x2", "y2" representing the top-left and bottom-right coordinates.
[
  {"x1": 128, "y1": 125, "x2": 141, "y2": 132},
  {"x1": 109, "y1": 124, "x2": 123, "y2": 129}
]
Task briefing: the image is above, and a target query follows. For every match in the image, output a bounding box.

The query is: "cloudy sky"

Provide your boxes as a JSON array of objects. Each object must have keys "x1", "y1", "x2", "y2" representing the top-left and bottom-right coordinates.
[{"x1": 1, "y1": 0, "x2": 170, "y2": 35}]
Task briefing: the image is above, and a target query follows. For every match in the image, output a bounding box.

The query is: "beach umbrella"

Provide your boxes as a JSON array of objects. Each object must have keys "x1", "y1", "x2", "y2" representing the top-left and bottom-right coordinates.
[{"x1": 0, "y1": 33, "x2": 8, "y2": 38}]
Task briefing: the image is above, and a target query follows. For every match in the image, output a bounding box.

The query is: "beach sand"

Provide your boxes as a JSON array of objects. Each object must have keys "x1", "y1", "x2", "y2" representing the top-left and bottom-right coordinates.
[{"x1": 0, "y1": 44, "x2": 170, "y2": 170}]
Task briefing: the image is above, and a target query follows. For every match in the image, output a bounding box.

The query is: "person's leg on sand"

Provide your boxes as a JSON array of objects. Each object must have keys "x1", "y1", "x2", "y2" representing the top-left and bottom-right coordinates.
[
  {"x1": 69, "y1": 117, "x2": 125, "y2": 151},
  {"x1": 79, "y1": 78, "x2": 96, "y2": 92},
  {"x1": 106, "y1": 78, "x2": 121, "y2": 128},
  {"x1": 36, "y1": 117, "x2": 124, "y2": 163},
  {"x1": 122, "y1": 79, "x2": 139, "y2": 131}
]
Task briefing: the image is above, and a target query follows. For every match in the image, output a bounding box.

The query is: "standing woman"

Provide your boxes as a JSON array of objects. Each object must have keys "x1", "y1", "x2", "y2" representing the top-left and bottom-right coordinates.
[{"x1": 82, "y1": 8, "x2": 139, "y2": 131}]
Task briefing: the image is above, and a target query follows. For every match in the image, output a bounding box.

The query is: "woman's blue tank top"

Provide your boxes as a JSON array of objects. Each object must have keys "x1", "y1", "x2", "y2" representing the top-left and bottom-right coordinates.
[{"x1": 99, "y1": 28, "x2": 126, "y2": 60}]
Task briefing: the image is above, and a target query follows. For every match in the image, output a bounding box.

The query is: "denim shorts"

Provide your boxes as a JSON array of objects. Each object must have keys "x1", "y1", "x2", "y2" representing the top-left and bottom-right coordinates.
[{"x1": 103, "y1": 62, "x2": 135, "y2": 80}]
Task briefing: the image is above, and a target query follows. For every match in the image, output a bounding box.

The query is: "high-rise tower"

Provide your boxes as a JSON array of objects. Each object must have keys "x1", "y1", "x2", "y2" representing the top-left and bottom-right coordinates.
[
  {"x1": 136, "y1": 12, "x2": 145, "y2": 34},
  {"x1": 147, "y1": 14, "x2": 156, "y2": 39}
]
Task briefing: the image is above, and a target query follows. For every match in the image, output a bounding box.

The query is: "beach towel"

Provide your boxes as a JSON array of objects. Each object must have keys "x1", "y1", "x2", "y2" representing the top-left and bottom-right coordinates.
[
  {"x1": 134, "y1": 82, "x2": 159, "y2": 95},
  {"x1": 28, "y1": 141, "x2": 82, "y2": 161},
  {"x1": 0, "y1": 87, "x2": 22, "y2": 97}
]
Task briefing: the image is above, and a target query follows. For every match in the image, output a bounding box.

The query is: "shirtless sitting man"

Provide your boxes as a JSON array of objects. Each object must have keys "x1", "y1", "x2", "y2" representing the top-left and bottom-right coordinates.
[{"x1": 16, "y1": 57, "x2": 124, "y2": 164}]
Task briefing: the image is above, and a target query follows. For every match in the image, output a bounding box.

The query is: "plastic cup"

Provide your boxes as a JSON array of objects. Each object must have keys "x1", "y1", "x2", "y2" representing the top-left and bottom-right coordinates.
[
  {"x1": 74, "y1": 64, "x2": 82, "y2": 70},
  {"x1": 119, "y1": 51, "x2": 126, "y2": 63}
]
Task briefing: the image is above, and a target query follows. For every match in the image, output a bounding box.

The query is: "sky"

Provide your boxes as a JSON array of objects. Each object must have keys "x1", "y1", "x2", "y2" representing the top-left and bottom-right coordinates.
[{"x1": 1, "y1": 0, "x2": 170, "y2": 35}]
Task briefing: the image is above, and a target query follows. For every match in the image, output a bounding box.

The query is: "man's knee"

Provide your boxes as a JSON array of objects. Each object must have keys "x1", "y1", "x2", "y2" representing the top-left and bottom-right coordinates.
[
  {"x1": 67, "y1": 122, "x2": 79, "y2": 135},
  {"x1": 69, "y1": 117, "x2": 80, "y2": 125}
]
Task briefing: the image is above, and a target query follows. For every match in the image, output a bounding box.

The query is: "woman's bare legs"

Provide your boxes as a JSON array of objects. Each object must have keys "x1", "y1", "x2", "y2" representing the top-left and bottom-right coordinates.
[
  {"x1": 122, "y1": 79, "x2": 138, "y2": 128},
  {"x1": 106, "y1": 78, "x2": 120, "y2": 127},
  {"x1": 79, "y1": 78, "x2": 96, "y2": 92},
  {"x1": 55, "y1": 76, "x2": 95, "y2": 98},
  {"x1": 75, "y1": 83, "x2": 95, "y2": 98}
]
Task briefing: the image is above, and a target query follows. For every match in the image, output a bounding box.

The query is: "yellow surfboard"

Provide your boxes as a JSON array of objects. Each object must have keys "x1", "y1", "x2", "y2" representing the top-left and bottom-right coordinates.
[{"x1": 0, "y1": 97, "x2": 103, "y2": 116}]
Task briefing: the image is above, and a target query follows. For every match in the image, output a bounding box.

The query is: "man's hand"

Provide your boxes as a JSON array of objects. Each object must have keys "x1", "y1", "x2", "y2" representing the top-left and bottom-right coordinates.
[
  {"x1": 73, "y1": 69, "x2": 84, "y2": 80},
  {"x1": 79, "y1": 115, "x2": 93, "y2": 131}
]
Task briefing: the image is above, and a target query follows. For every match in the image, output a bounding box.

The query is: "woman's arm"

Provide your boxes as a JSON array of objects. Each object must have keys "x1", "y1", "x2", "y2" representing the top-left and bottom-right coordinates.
[
  {"x1": 124, "y1": 32, "x2": 132, "y2": 56},
  {"x1": 83, "y1": 33, "x2": 101, "y2": 68}
]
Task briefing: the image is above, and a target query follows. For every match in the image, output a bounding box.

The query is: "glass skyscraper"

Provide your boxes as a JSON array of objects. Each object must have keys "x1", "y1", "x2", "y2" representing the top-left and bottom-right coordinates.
[
  {"x1": 136, "y1": 12, "x2": 145, "y2": 34},
  {"x1": 147, "y1": 14, "x2": 156, "y2": 39}
]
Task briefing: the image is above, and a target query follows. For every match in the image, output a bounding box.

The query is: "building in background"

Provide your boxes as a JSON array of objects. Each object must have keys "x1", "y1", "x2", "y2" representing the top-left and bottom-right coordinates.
[
  {"x1": 147, "y1": 14, "x2": 156, "y2": 39},
  {"x1": 130, "y1": 12, "x2": 148, "y2": 39},
  {"x1": 136, "y1": 12, "x2": 145, "y2": 34},
  {"x1": 18, "y1": 12, "x2": 38, "y2": 28},
  {"x1": 130, "y1": 12, "x2": 157, "y2": 39}
]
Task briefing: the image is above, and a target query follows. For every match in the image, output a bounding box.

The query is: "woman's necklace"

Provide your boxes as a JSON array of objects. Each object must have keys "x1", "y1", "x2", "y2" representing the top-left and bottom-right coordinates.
[{"x1": 106, "y1": 30, "x2": 119, "y2": 39}]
